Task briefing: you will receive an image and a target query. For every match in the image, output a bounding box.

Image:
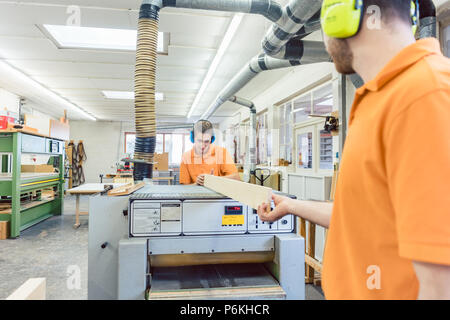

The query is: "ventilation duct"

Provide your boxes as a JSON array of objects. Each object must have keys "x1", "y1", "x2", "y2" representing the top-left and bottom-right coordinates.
[
  {"x1": 261, "y1": 0, "x2": 322, "y2": 57},
  {"x1": 134, "y1": 0, "x2": 325, "y2": 179},
  {"x1": 203, "y1": 44, "x2": 330, "y2": 119},
  {"x1": 228, "y1": 96, "x2": 256, "y2": 183},
  {"x1": 133, "y1": 2, "x2": 162, "y2": 181},
  {"x1": 418, "y1": 0, "x2": 437, "y2": 39},
  {"x1": 162, "y1": 0, "x2": 283, "y2": 22}
]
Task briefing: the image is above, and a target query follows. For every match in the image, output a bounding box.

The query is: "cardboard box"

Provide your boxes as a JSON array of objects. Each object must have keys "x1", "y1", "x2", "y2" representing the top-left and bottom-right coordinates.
[
  {"x1": 0, "y1": 221, "x2": 10, "y2": 240},
  {"x1": 21, "y1": 165, "x2": 55, "y2": 173},
  {"x1": 154, "y1": 153, "x2": 169, "y2": 171}
]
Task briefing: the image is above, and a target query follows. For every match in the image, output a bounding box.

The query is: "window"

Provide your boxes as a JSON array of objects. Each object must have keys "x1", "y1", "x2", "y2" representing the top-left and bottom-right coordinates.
[
  {"x1": 297, "y1": 132, "x2": 313, "y2": 169},
  {"x1": 319, "y1": 130, "x2": 333, "y2": 170},
  {"x1": 155, "y1": 134, "x2": 164, "y2": 154},
  {"x1": 256, "y1": 112, "x2": 269, "y2": 165},
  {"x1": 184, "y1": 134, "x2": 193, "y2": 152},
  {"x1": 313, "y1": 83, "x2": 333, "y2": 115},
  {"x1": 124, "y1": 132, "x2": 191, "y2": 166},
  {"x1": 124, "y1": 132, "x2": 136, "y2": 155},
  {"x1": 278, "y1": 80, "x2": 335, "y2": 172},
  {"x1": 293, "y1": 92, "x2": 312, "y2": 124},
  {"x1": 279, "y1": 103, "x2": 293, "y2": 164}
]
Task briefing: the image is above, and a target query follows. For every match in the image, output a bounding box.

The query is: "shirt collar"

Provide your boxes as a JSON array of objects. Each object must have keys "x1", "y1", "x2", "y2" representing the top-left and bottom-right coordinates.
[
  {"x1": 192, "y1": 144, "x2": 216, "y2": 158},
  {"x1": 356, "y1": 38, "x2": 442, "y2": 95}
]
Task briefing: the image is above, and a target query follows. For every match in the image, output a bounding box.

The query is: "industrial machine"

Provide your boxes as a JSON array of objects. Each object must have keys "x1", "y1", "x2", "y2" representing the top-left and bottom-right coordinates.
[{"x1": 88, "y1": 184, "x2": 305, "y2": 300}]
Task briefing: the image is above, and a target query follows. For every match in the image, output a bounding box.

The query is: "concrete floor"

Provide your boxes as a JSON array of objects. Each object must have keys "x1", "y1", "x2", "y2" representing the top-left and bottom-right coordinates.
[{"x1": 0, "y1": 195, "x2": 324, "y2": 300}]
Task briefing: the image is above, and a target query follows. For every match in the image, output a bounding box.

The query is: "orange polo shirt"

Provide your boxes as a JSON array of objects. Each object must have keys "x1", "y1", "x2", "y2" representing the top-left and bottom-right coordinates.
[
  {"x1": 179, "y1": 144, "x2": 238, "y2": 184},
  {"x1": 322, "y1": 38, "x2": 450, "y2": 300}
]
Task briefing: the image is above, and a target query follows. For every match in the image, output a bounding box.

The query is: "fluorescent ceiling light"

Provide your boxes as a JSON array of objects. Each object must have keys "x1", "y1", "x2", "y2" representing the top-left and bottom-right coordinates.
[
  {"x1": 102, "y1": 91, "x2": 164, "y2": 101},
  {"x1": 0, "y1": 60, "x2": 96, "y2": 121},
  {"x1": 189, "y1": 13, "x2": 244, "y2": 119},
  {"x1": 42, "y1": 24, "x2": 166, "y2": 53}
]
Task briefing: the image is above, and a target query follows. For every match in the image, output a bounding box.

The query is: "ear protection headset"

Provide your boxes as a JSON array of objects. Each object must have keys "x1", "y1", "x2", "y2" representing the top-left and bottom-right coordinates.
[
  {"x1": 320, "y1": 0, "x2": 419, "y2": 39},
  {"x1": 190, "y1": 120, "x2": 215, "y2": 144}
]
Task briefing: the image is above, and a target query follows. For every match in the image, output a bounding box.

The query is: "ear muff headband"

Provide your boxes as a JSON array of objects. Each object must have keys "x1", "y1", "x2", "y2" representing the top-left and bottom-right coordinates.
[
  {"x1": 321, "y1": 0, "x2": 420, "y2": 39},
  {"x1": 411, "y1": 0, "x2": 419, "y2": 35}
]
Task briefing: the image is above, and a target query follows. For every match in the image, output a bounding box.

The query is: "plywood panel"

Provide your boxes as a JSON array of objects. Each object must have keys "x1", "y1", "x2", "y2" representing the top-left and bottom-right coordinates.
[
  {"x1": 6, "y1": 278, "x2": 46, "y2": 300},
  {"x1": 204, "y1": 175, "x2": 272, "y2": 210}
]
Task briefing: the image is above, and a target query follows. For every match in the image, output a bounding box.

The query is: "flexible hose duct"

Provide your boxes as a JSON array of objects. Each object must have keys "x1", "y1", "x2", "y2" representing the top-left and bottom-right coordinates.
[
  {"x1": 418, "y1": 0, "x2": 437, "y2": 38},
  {"x1": 134, "y1": 3, "x2": 160, "y2": 181},
  {"x1": 262, "y1": 0, "x2": 322, "y2": 57},
  {"x1": 202, "y1": 48, "x2": 330, "y2": 119},
  {"x1": 229, "y1": 96, "x2": 256, "y2": 183}
]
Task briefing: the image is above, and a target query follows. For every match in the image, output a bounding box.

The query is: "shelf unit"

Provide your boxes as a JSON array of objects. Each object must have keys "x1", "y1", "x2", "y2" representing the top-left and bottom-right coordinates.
[
  {"x1": 0, "y1": 131, "x2": 64, "y2": 238},
  {"x1": 319, "y1": 130, "x2": 333, "y2": 170}
]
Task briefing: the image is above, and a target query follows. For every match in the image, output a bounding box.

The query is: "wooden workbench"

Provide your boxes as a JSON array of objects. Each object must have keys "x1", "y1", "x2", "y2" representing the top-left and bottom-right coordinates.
[{"x1": 67, "y1": 183, "x2": 126, "y2": 228}]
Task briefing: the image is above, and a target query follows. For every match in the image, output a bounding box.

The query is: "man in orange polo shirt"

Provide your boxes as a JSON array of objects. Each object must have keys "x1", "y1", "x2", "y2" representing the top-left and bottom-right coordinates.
[
  {"x1": 258, "y1": 0, "x2": 450, "y2": 299},
  {"x1": 179, "y1": 120, "x2": 240, "y2": 185}
]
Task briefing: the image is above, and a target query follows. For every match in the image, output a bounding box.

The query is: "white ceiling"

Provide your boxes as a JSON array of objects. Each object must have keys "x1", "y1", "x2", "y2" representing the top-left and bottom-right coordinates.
[
  {"x1": 0, "y1": 0, "x2": 295, "y2": 123},
  {"x1": 0, "y1": 0, "x2": 444, "y2": 124}
]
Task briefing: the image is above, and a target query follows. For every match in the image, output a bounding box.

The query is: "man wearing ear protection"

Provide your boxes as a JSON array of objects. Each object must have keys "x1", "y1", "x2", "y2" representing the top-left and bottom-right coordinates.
[
  {"x1": 179, "y1": 120, "x2": 240, "y2": 186},
  {"x1": 258, "y1": 0, "x2": 450, "y2": 299}
]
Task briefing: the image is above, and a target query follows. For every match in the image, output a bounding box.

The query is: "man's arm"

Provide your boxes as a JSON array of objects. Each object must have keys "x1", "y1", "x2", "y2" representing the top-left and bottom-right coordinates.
[
  {"x1": 257, "y1": 194, "x2": 333, "y2": 228},
  {"x1": 413, "y1": 261, "x2": 450, "y2": 300}
]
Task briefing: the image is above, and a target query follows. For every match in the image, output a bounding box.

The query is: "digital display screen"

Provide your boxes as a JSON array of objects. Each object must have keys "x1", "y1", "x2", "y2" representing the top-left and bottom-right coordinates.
[{"x1": 225, "y1": 205, "x2": 243, "y2": 215}]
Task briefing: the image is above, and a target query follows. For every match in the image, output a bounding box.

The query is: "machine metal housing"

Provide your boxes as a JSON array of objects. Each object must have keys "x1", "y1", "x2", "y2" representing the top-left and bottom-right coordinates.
[{"x1": 88, "y1": 185, "x2": 305, "y2": 300}]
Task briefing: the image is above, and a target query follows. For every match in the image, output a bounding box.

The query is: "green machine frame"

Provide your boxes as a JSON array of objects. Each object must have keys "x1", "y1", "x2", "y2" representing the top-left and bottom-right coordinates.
[{"x1": 0, "y1": 131, "x2": 64, "y2": 238}]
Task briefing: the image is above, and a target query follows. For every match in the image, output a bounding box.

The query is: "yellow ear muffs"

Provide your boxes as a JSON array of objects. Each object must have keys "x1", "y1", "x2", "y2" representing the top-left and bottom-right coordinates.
[
  {"x1": 411, "y1": 0, "x2": 419, "y2": 35},
  {"x1": 321, "y1": 0, "x2": 363, "y2": 39}
]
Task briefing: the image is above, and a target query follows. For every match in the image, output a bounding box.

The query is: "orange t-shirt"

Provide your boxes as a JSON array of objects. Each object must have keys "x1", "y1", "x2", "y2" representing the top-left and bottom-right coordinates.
[
  {"x1": 322, "y1": 38, "x2": 450, "y2": 300},
  {"x1": 179, "y1": 144, "x2": 238, "y2": 184}
]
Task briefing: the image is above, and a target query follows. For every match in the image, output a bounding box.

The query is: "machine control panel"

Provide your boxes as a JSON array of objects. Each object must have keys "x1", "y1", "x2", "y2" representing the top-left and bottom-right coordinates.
[
  {"x1": 130, "y1": 200, "x2": 182, "y2": 236},
  {"x1": 129, "y1": 199, "x2": 294, "y2": 237}
]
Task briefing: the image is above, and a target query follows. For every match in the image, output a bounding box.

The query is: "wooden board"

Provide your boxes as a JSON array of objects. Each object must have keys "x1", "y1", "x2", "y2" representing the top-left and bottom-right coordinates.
[
  {"x1": 0, "y1": 199, "x2": 55, "y2": 215},
  {"x1": 154, "y1": 152, "x2": 169, "y2": 171},
  {"x1": 107, "y1": 181, "x2": 145, "y2": 196},
  {"x1": 203, "y1": 175, "x2": 272, "y2": 210},
  {"x1": 68, "y1": 183, "x2": 127, "y2": 195},
  {"x1": 6, "y1": 278, "x2": 46, "y2": 300},
  {"x1": 149, "y1": 285, "x2": 285, "y2": 300},
  {"x1": 21, "y1": 164, "x2": 55, "y2": 173},
  {"x1": 0, "y1": 221, "x2": 10, "y2": 239}
]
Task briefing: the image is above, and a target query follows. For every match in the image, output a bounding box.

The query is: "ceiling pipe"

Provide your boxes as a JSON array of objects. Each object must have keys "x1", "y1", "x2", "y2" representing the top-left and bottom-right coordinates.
[
  {"x1": 294, "y1": 10, "x2": 322, "y2": 39},
  {"x1": 157, "y1": 124, "x2": 194, "y2": 130},
  {"x1": 275, "y1": 38, "x2": 330, "y2": 60},
  {"x1": 229, "y1": 96, "x2": 256, "y2": 183},
  {"x1": 162, "y1": 0, "x2": 283, "y2": 23},
  {"x1": 202, "y1": 44, "x2": 331, "y2": 119},
  {"x1": 262, "y1": 0, "x2": 322, "y2": 57},
  {"x1": 418, "y1": 0, "x2": 437, "y2": 38}
]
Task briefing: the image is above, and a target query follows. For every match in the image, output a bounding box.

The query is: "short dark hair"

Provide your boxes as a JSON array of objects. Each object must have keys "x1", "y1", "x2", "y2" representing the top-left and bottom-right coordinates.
[
  {"x1": 363, "y1": 0, "x2": 413, "y2": 24},
  {"x1": 194, "y1": 120, "x2": 213, "y2": 135}
]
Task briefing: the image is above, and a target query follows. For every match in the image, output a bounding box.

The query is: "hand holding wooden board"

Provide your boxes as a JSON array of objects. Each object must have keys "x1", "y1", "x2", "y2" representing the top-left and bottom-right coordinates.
[{"x1": 203, "y1": 175, "x2": 272, "y2": 211}]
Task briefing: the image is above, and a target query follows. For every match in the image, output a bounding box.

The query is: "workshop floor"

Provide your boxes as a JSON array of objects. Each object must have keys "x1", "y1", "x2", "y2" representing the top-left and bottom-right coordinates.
[{"x1": 0, "y1": 195, "x2": 324, "y2": 300}]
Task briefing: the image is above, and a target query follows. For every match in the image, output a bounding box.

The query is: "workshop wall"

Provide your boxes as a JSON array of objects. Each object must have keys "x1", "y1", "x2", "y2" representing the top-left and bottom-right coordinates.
[
  {"x1": 70, "y1": 120, "x2": 134, "y2": 183},
  {"x1": 0, "y1": 88, "x2": 20, "y2": 113}
]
